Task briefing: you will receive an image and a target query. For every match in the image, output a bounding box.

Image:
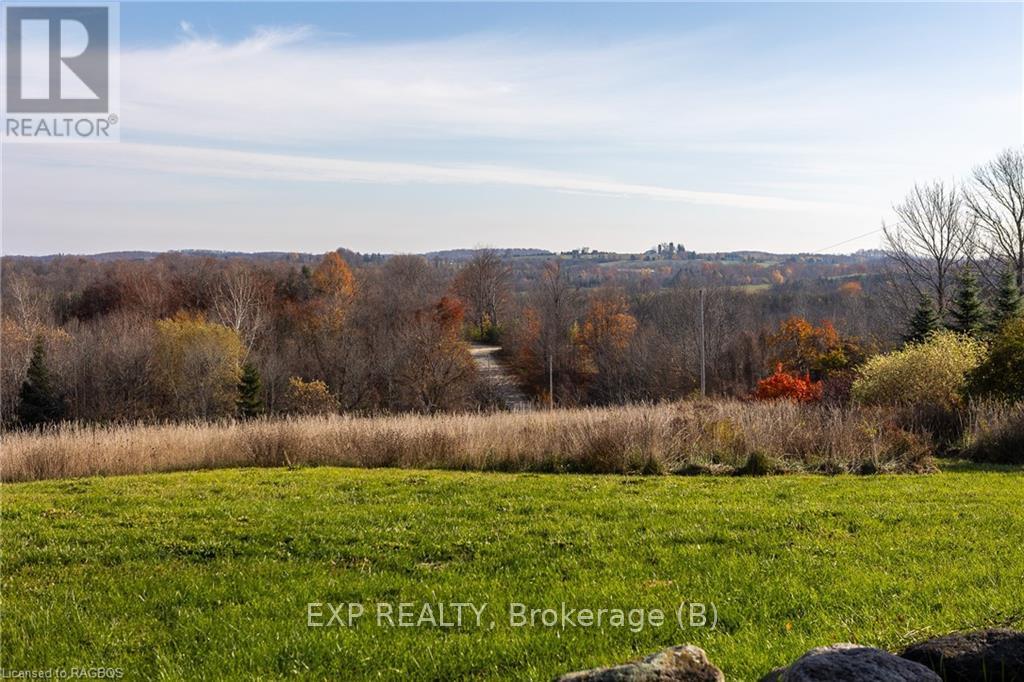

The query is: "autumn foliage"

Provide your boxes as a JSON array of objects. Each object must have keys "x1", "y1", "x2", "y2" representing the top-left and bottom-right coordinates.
[
  {"x1": 768, "y1": 316, "x2": 860, "y2": 379},
  {"x1": 152, "y1": 312, "x2": 244, "y2": 419},
  {"x1": 578, "y1": 295, "x2": 638, "y2": 366},
  {"x1": 852, "y1": 331, "x2": 986, "y2": 408},
  {"x1": 754, "y1": 364, "x2": 822, "y2": 402}
]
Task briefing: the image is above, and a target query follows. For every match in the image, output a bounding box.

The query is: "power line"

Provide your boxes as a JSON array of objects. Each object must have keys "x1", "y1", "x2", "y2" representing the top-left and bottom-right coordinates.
[{"x1": 813, "y1": 227, "x2": 885, "y2": 254}]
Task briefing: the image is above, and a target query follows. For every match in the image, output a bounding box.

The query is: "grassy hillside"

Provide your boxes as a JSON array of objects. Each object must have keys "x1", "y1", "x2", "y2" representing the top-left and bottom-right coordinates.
[{"x1": 3, "y1": 466, "x2": 1023, "y2": 680}]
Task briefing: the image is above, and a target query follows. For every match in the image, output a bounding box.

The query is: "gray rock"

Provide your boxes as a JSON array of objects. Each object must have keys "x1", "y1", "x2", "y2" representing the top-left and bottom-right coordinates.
[
  {"x1": 759, "y1": 643, "x2": 940, "y2": 681},
  {"x1": 558, "y1": 645, "x2": 725, "y2": 681},
  {"x1": 900, "y1": 628, "x2": 1024, "y2": 681}
]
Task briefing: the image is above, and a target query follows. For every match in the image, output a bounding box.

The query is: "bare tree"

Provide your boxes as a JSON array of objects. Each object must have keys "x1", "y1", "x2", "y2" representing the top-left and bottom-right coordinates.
[
  {"x1": 117, "y1": 260, "x2": 173, "y2": 316},
  {"x1": 502, "y1": 263, "x2": 580, "y2": 404},
  {"x1": 968, "y1": 147, "x2": 1024, "y2": 287},
  {"x1": 347, "y1": 255, "x2": 473, "y2": 412},
  {"x1": 4, "y1": 274, "x2": 52, "y2": 332},
  {"x1": 453, "y1": 249, "x2": 511, "y2": 335},
  {"x1": 534, "y1": 261, "x2": 578, "y2": 363},
  {"x1": 661, "y1": 285, "x2": 744, "y2": 394},
  {"x1": 59, "y1": 313, "x2": 155, "y2": 421},
  {"x1": 212, "y1": 265, "x2": 269, "y2": 357},
  {"x1": 394, "y1": 298, "x2": 475, "y2": 413},
  {"x1": 883, "y1": 181, "x2": 974, "y2": 316}
]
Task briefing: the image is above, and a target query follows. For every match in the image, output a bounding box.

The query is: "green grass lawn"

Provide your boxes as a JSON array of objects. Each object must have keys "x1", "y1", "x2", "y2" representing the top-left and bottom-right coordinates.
[{"x1": 3, "y1": 466, "x2": 1023, "y2": 680}]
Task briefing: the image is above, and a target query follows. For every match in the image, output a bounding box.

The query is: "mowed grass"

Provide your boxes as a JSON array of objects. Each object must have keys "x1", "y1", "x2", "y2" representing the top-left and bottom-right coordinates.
[{"x1": 2, "y1": 467, "x2": 1023, "y2": 681}]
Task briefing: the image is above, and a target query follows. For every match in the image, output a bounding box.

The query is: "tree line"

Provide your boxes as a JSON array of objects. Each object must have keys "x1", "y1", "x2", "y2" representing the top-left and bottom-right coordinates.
[
  {"x1": 884, "y1": 148, "x2": 1024, "y2": 339},
  {"x1": 3, "y1": 148, "x2": 1022, "y2": 428}
]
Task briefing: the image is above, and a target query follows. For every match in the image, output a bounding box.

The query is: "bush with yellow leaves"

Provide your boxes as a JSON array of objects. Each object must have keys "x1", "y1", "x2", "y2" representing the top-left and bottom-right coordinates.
[
  {"x1": 852, "y1": 330, "x2": 987, "y2": 408},
  {"x1": 282, "y1": 377, "x2": 338, "y2": 416}
]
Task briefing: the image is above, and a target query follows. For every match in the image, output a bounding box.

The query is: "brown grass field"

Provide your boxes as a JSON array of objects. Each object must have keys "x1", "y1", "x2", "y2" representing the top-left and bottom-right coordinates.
[{"x1": 4, "y1": 399, "x2": 1020, "y2": 482}]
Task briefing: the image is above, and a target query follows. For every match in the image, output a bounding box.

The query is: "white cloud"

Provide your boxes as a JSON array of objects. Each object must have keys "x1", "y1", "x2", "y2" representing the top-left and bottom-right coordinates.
[
  {"x1": 117, "y1": 24, "x2": 996, "y2": 149},
  {"x1": 13, "y1": 142, "x2": 842, "y2": 211}
]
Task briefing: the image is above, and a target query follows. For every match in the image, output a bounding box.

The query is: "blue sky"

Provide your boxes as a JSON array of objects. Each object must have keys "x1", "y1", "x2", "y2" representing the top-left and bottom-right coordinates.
[{"x1": 4, "y1": 2, "x2": 1022, "y2": 255}]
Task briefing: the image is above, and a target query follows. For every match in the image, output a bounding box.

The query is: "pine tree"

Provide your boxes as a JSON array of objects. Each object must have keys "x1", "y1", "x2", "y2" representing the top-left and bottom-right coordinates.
[
  {"x1": 905, "y1": 296, "x2": 940, "y2": 344},
  {"x1": 17, "y1": 337, "x2": 66, "y2": 427},
  {"x1": 236, "y1": 362, "x2": 263, "y2": 419},
  {"x1": 992, "y1": 266, "x2": 1023, "y2": 330},
  {"x1": 950, "y1": 268, "x2": 988, "y2": 336}
]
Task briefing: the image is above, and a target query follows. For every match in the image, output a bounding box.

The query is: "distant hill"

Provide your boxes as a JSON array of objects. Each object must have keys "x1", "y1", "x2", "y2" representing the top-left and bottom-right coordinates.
[
  {"x1": 2, "y1": 246, "x2": 885, "y2": 264},
  {"x1": 2, "y1": 249, "x2": 324, "y2": 263},
  {"x1": 424, "y1": 248, "x2": 554, "y2": 261}
]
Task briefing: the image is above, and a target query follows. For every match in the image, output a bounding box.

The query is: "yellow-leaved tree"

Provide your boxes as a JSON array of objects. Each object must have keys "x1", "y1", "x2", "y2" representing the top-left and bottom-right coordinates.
[{"x1": 151, "y1": 312, "x2": 243, "y2": 419}]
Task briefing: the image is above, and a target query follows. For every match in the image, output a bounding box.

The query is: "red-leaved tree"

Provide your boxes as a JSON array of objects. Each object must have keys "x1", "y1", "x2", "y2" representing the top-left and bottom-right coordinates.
[{"x1": 754, "y1": 364, "x2": 823, "y2": 402}]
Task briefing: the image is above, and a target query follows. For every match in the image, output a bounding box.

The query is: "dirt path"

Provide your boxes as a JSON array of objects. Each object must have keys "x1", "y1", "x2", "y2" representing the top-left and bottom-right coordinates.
[{"x1": 469, "y1": 344, "x2": 533, "y2": 411}]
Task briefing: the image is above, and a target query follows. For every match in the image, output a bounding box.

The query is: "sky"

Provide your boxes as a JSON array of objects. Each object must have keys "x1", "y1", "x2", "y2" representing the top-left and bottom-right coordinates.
[{"x1": 2, "y1": 1, "x2": 1022, "y2": 256}]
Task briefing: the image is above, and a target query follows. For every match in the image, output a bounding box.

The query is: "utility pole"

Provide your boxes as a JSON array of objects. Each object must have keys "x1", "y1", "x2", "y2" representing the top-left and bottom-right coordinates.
[
  {"x1": 699, "y1": 287, "x2": 706, "y2": 398},
  {"x1": 548, "y1": 352, "x2": 554, "y2": 410}
]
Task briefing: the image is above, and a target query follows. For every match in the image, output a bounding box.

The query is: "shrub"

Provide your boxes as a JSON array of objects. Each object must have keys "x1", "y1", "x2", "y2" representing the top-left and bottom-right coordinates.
[
  {"x1": 877, "y1": 425, "x2": 935, "y2": 472},
  {"x1": 754, "y1": 364, "x2": 822, "y2": 402},
  {"x1": 282, "y1": 377, "x2": 337, "y2": 415},
  {"x1": 970, "y1": 318, "x2": 1024, "y2": 402},
  {"x1": 852, "y1": 331, "x2": 987, "y2": 409},
  {"x1": 468, "y1": 316, "x2": 503, "y2": 345}
]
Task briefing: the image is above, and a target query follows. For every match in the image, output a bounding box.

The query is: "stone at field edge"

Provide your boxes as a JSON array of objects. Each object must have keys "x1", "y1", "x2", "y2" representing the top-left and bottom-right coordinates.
[
  {"x1": 758, "y1": 643, "x2": 940, "y2": 681},
  {"x1": 900, "y1": 628, "x2": 1024, "y2": 682},
  {"x1": 557, "y1": 645, "x2": 725, "y2": 681}
]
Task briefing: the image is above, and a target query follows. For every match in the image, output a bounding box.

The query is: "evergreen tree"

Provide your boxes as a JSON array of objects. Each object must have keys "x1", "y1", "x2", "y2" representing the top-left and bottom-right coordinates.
[
  {"x1": 17, "y1": 337, "x2": 66, "y2": 427},
  {"x1": 992, "y1": 266, "x2": 1023, "y2": 330},
  {"x1": 905, "y1": 295, "x2": 940, "y2": 344},
  {"x1": 236, "y1": 362, "x2": 263, "y2": 418},
  {"x1": 950, "y1": 268, "x2": 988, "y2": 336}
]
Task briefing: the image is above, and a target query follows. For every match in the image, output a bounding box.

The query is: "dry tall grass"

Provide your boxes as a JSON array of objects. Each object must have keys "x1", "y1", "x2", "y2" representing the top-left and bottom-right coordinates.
[
  {"x1": 4, "y1": 399, "x2": 997, "y2": 482},
  {"x1": 962, "y1": 401, "x2": 1024, "y2": 464}
]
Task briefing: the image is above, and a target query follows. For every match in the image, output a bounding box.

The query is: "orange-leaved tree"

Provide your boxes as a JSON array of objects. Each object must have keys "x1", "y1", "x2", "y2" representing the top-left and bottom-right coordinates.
[
  {"x1": 576, "y1": 293, "x2": 639, "y2": 403},
  {"x1": 768, "y1": 316, "x2": 855, "y2": 379},
  {"x1": 578, "y1": 294, "x2": 638, "y2": 366},
  {"x1": 395, "y1": 295, "x2": 475, "y2": 413},
  {"x1": 311, "y1": 251, "x2": 356, "y2": 320}
]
